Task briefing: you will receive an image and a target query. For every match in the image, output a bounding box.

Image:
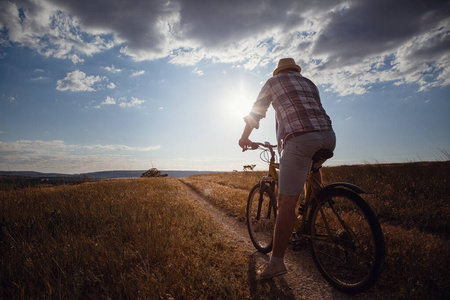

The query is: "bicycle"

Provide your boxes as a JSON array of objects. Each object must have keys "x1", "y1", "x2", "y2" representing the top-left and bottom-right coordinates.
[{"x1": 245, "y1": 142, "x2": 385, "y2": 294}]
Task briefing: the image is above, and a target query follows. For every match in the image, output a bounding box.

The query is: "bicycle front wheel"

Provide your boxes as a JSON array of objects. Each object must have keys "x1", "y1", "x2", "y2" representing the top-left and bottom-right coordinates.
[
  {"x1": 247, "y1": 183, "x2": 277, "y2": 253},
  {"x1": 309, "y1": 188, "x2": 385, "y2": 294}
]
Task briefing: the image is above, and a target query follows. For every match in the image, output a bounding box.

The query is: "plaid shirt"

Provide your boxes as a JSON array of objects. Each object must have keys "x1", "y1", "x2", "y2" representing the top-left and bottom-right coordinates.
[{"x1": 244, "y1": 71, "x2": 332, "y2": 147}]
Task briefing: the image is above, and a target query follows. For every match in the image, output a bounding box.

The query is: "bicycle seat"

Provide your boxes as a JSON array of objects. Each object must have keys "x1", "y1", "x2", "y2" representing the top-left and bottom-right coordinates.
[{"x1": 312, "y1": 149, "x2": 334, "y2": 162}]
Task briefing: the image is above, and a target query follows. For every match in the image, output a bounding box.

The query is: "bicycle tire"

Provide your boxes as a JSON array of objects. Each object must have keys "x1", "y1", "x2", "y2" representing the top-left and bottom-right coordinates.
[
  {"x1": 247, "y1": 183, "x2": 277, "y2": 253},
  {"x1": 308, "y1": 188, "x2": 385, "y2": 294}
]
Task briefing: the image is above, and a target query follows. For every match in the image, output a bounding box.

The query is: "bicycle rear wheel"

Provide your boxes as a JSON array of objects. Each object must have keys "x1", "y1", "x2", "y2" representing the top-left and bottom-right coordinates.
[
  {"x1": 309, "y1": 188, "x2": 385, "y2": 294},
  {"x1": 247, "y1": 183, "x2": 277, "y2": 253}
]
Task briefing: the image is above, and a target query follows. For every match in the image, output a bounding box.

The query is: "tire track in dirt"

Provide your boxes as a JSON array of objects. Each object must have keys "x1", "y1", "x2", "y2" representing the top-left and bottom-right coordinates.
[{"x1": 180, "y1": 179, "x2": 385, "y2": 300}]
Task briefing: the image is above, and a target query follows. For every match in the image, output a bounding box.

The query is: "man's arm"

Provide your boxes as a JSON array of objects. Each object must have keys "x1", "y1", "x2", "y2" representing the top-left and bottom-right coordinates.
[
  {"x1": 239, "y1": 79, "x2": 272, "y2": 151},
  {"x1": 239, "y1": 123, "x2": 253, "y2": 151}
]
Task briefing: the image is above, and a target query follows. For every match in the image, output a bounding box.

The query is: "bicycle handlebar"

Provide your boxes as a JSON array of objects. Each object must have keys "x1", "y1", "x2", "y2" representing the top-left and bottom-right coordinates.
[
  {"x1": 251, "y1": 142, "x2": 277, "y2": 150},
  {"x1": 242, "y1": 142, "x2": 277, "y2": 152},
  {"x1": 242, "y1": 141, "x2": 278, "y2": 163}
]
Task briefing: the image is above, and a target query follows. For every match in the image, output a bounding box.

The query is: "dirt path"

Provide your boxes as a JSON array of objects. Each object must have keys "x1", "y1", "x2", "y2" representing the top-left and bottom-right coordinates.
[{"x1": 180, "y1": 179, "x2": 385, "y2": 300}]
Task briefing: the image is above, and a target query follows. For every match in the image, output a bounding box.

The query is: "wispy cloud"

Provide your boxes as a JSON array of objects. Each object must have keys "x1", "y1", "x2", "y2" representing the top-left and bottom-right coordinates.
[
  {"x1": 30, "y1": 76, "x2": 48, "y2": 81},
  {"x1": 131, "y1": 70, "x2": 145, "y2": 77},
  {"x1": 0, "y1": 140, "x2": 160, "y2": 173},
  {"x1": 56, "y1": 70, "x2": 107, "y2": 92},
  {"x1": 192, "y1": 67, "x2": 203, "y2": 76},
  {"x1": 83, "y1": 144, "x2": 160, "y2": 151},
  {"x1": 95, "y1": 96, "x2": 145, "y2": 108},
  {"x1": 103, "y1": 65, "x2": 123, "y2": 73},
  {"x1": 119, "y1": 97, "x2": 145, "y2": 108},
  {"x1": 100, "y1": 96, "x2": 116, "y2": 105}
]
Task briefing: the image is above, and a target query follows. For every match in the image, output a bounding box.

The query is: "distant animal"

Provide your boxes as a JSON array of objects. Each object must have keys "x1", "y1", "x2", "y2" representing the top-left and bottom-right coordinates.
[{"x1": 243, "y1": 164, "x2": 256, "y2": 171}]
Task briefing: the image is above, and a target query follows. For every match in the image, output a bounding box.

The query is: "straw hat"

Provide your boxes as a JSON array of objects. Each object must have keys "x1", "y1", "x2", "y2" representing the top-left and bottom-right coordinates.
[{"x1": 273, "y1": 58, "x2": 301, "y2": 76}]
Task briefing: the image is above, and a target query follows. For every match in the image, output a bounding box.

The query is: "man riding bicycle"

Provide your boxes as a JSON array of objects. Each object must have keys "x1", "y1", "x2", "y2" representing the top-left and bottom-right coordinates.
[{"x1": 239, "y1": 58, "x2": 336, "y2": 279}]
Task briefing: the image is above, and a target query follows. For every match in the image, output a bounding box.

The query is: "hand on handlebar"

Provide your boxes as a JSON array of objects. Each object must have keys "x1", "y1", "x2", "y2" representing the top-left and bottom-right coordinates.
[{"x1": 239, "y1": 137, "x2": 253, "y2": 152}]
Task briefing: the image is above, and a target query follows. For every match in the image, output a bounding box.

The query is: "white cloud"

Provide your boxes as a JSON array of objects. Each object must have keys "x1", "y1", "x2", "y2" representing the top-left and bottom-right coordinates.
[
  {"x1": 0, "y1": 140, "x2": 71, "y2": 154},
  {"x1": 0, "y1": 1, "x2": 116, "y2": 64},
  {"x1": 30, "y1": 76, "x2": 47, "y2": 81},
  {"x1": 83, "y1": 144, "x2": 160, "y2": 151},
  {"x1": 131, "y1": 70, "x2": 145, "y2": 77},
  {"x1": 100, "y1": 96, "x2": 116, "y2": 105},
  {"x1": 95, "y1": 96, "x2": 145, "y2": 108},
  {"x1": 170, "y1": 49, "x2": 205, "y2": 66},
  {"x1": 192, "y1": 67, "x2": 203, "y2": 76},
  {"x1": 119, "y1": 97, "x2": 145, "y2": 108},
  {"x1": 56, "y1": 70, "x2": 106, "y2": 92},
  {"x1": 103, "y1": 65, "x2": 123, "y2": 73},
  {"x1": 107, "y1": 82, "x2": 116, "y2": 89}
]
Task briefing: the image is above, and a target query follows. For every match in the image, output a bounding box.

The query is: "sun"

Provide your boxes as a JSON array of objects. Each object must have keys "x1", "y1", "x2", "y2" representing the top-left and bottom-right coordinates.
[
  {"x1": 221, "y1": 80, "x2": 255, "y2": 121},
  {"x1": 228, "y1": 97, "x2": 252, "y2": 119}
]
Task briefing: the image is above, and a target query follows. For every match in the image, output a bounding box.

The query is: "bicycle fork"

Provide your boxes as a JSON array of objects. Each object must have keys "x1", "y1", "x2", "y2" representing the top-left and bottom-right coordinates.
[
  {"x1": 256, "y1": 181, "x2": 274, "y2": 221},
  {"x1": 292, "y1": 183, "x2": 333, "y2": 251}
]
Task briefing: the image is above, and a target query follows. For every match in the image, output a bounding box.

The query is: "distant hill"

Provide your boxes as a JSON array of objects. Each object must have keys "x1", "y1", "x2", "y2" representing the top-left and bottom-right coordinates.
[
  {"x1": 81, "y1": 170, "x2": 146, "y2": 178},
  {"x1": 0, "y1": 170, "x2": 218, "y2": 179},
  {"x1": 0, "y1": 171, "x2": 69, "y2": 178}
]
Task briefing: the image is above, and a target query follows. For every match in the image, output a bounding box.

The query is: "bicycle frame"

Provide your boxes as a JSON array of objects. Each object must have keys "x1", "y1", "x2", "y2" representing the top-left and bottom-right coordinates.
[
  {"x1": 256, "y1": 143, "x2": 279, "y2": 193},
  {"x1": 295, "y1": 171, "x2": 333, "y2": 242},
  {"x1": 252, "y1": 142, "x2": 341, "y2": 243}
]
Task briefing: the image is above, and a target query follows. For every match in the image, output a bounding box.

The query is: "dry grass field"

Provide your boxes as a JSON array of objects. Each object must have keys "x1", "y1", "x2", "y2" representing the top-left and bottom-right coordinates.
[
  {"x1": 0, "y1": 178, "x2": 250, "y2": 299},
  {"x1": 1, "y1": 161, "x2": 449, "y2": 299},
  {"x1": 183, "y1": 161, "x2": 450, "y2": 299}
]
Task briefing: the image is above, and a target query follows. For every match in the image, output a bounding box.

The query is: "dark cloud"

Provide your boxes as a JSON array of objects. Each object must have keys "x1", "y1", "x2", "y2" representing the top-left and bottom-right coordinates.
[
  {"x1": 407, "y1": 29, "x2": 450, "y2": 62},
  {"x1": 44, "y1": 0, "x2": 336, "y2": 53},
  {"x1": 47, "y1": 0, "x2": 177, "y2": 55},
  {"x1": 8, "y1": 0, "x2": 448, "y2": 65},
  {"x1": 176, "y1": 0, "x2": 303, "y2": 48},
  {"x1": 313, "y1": 0, "x2": 450, "y2": 68},
  {"x1": 1, "y1": 0, "x2": 449, "y2": 94}
]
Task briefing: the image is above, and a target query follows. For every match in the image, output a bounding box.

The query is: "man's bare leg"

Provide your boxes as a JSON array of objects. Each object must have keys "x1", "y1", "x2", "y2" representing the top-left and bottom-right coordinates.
[
  {"x1": 260, "y1": 193, "x2": 299, "y2": 279},
  {"x1": 272, "y1": 194, "x2": 299, "y2": 258}
]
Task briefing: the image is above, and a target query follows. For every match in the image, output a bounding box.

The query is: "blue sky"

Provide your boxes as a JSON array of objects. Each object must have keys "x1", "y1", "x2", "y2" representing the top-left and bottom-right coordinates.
[{"x1": 0, "y1": 0, "x2": 449, "y2": 173}]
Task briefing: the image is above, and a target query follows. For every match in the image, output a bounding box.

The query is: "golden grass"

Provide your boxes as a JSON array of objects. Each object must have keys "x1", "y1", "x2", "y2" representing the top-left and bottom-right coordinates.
[
  {"x1": 186, "y1": 172, "x2": 265, "y2": 191},
  {"x1": 180, "y1": 177, "x2": 249, "y2": 221},
  {"x1": 379, "y1": 224, "x2": 450, "y2": 299},
  {"x1": 184, "y1": 162, "x2": 450, "y2": 299},
  {"x1": 1, "y1": 162, "x2": 448, "y2": 299},
  {"x1": 322, "y1": 162, "x2": 450, "y2": 237},
  {"x1": 0, "y1": 178, "x2": 250, "y2": 299}
]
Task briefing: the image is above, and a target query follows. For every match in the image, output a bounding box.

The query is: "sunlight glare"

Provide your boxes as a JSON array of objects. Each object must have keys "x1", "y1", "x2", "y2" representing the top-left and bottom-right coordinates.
[{"x1": 222, "y1": 79, "x2": 254, "y2": 122}]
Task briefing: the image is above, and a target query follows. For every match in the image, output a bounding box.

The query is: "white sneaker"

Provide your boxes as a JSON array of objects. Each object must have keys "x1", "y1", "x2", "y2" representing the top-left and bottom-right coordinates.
[{"x1": 258, "y1": 262, "x2": 287, "y2": 279}]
